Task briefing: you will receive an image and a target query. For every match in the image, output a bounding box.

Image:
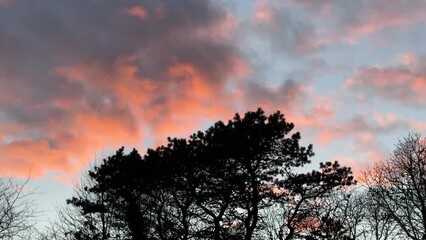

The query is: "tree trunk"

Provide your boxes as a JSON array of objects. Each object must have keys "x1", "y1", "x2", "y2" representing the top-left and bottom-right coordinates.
[
  {"x1": 214, "y1": 218, "x2": 221, "y2": 240},
  {"x1": 244, "y1": 206, "x2": 258, "y2": 240},
  {"x1": 284, "y1": 227, "x2": 294, "y2": 240}
]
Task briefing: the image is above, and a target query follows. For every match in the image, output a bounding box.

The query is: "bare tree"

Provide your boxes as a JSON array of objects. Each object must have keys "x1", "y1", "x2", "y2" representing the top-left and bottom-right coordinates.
[
  {"x1": 364, "y1": 133, "x2": 426, "y2": 240},
  {"x1": 327, "y1": 187, "x2": 400, "y2": 240},
  {"x1": 0, "y1": 176, "x2": 37, "y2": 240},
  {"x1": 316, "y1": 188, "x2": 367, "y2": 240},
  {"x1": 362, "y1": 189, "x2": 400, "y2": 240}
]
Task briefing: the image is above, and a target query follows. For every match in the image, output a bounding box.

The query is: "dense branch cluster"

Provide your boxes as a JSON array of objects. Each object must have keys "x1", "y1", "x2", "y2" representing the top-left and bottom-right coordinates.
[
  {"x1": 5, "y1": 110, "x2": 426, "y2": 240},
  {"x1": 364, "y1": 133, "x2": 426, "y2": 240},
  {"x1": 0, "y1": 177, "x2": 37, "y2": 240},
  {"x1": 53, "y1": 109, "x2": 355, "y2": 240}
]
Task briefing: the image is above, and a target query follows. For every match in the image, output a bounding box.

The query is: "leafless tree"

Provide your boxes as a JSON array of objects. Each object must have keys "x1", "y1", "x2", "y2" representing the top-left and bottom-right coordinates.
[
  {"x1": 364, "y1": 133, "x2": 426, "y2": 240},
  {"x1": 0, "y1": 176, "x2": 37, "y2": 240},
  {"x1": 362, "y1": 189, "x2": 400, "y2": 240},
  {"x1": 328, "y1": 187, "x2": 400, "y2": 240},
  {"x1": 322, "y1": 188, "x2": 366, "y2": 239}
]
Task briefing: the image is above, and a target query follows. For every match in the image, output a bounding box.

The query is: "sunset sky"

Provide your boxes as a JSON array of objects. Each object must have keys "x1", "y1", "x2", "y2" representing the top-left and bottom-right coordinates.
[{"x1": 1, "y1": 0, "x2": 426, "y2": 223}]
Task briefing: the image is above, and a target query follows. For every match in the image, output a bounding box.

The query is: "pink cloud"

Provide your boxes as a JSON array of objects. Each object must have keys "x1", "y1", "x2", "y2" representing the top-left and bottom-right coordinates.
[
  {"x1": 350, "y1": 2, "x2": 426, "y2": 40},
  {"x1": 141, "y1": 61, "x2": 241, "y2": 143},
  {"x1": 49, "y1": 51, "x2": 251, "y2": 164},
  {"x1": 233, "y1": 80, "x2": 340, "y2": 141},
  {"x1": 295, "y1": 0, "x2": 426, "y2": 44},
  {"x1": 253, "y1": 0, "x2": 274, "y2": 24},
  {"x1": 334, "y1": 157, "x2": 371, "y2": 181},
  {"x1": 5, "y1": 0, "x2": 423, "y2": 184},
  {"x1": 335, "y1": 152, "x2": 386, "y2": 183},
  {"x1": 317, "y1": 113, "x2": 406, "y2": 146},
  {"x1": 332, "y1": 138, "x2": 387, "y2": 181},
  {"x1": 0, "y1": 0, "x2": 320, "y2": 183},
  {"x1": 123, "y1": 6, "x2": 149, "y2": 20},
  {"x1": 409, "y1": 120, "x2": 426, "y2": 132},
  {"x1": 285, "y1": 93, "x2": 336, "y2": 133},
  {"x1": 72, "y1": 112, "x2": 139, "y2": 145},
  {"x1": 318, "y1": 129, "x2": 338, "y2": 145},
  {"x1": 55, "y1": 116, "x2": 140, "y2": 166},
  {"x1": 0, "y1": 57, "x2": 149, "y2": 176},
  {"x1": 347, "y1": 53, "x2": 426, "y2": 105},
  {"x1": 374, "y1": 112, "x2": 399, "y2": 128},
  {"x1": 0, "y1": 140, "x2": 71, "y2": 177},
  {"x1": 398, "y1": 52, "x2": 421, "y2": 71}
]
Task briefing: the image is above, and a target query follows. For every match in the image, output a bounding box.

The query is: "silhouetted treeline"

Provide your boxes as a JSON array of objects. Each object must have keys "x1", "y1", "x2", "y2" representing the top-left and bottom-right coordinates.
[
  {"x1": 56, "y1": 109, "x2": 354, "y2": 240},
  {"x1": 15, "y1": 109, "x2": 426, "y2": 240}
]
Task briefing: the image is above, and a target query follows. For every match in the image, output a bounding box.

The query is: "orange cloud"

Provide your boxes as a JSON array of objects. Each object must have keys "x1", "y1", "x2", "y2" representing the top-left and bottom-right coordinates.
[
  {"x1": 0, "y1": 0, "x2": 251, "y2": 180},
  {"x1": 1, "y1": 58, "x2": 149, "y2": 176},
  {"x1": 123, "y1": 6, "x2": 149, "y2": 20},
  {"x1": 0, "y1": 140, "x2": 71, "y2": 177},
  {"x1": 2, "y1": 47, "x2": 337, "y2": 180},
  {"x1": 73, "y1": 112, "x2": 139, "y2": 145},
  {"x1": 141, "y1": 61, "x2": 236, "y2": 142},
  {"x1": 51, "y1": 52, "x2": 249, "y2": 160},
  {"x1": 42, "y1": 108, "x2": 141, "y2": 173}
]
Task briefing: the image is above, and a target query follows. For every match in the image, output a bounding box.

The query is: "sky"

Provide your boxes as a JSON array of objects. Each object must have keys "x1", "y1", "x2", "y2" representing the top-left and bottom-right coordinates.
[{"x1": 1, "y1": 0, "x2": 426, "y2": 224}]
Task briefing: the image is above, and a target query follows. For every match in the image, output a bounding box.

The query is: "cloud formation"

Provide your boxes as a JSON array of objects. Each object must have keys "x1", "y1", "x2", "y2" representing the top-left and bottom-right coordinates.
[
  {"x1": 249, "y1": 0, "x2": 319, "y2": 55},
  {"x1": 293, "y1": 0, "x2": 426, "y2": 44},
  {"x1": 1, "y1": 0, "x2": 426, "y2": 180},
  {"x1": 346, "y1": 53, "x2": 426, "y2": 105},
  {"x1": 0, "y1": 0, "x2": 247, "y2": 176}
]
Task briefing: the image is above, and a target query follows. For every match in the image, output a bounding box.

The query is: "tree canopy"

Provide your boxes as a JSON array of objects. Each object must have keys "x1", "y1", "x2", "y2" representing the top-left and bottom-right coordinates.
[
  {"x1": 62, "y1": 108, "x2": 355, "y2": 240},
  {"x1": 8, "y1": 110, "x2": 426, "y2": 240}
]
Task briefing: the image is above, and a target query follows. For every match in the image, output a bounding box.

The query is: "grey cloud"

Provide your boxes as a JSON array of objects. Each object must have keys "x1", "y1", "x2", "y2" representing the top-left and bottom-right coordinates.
[
  {"x1": 293, "y1": 0, "x2": 426, "y2": 42},
  {"x1": 0, "y1": 0, "x2": 240, "y2": 129},
  {"x1": 249, "y1": 5, "x2": 319, "y2": 56},
  {"x1": 348, "y1": 66, "x2": 426, "y2": 106},
  {"x1": 244, "y1": 79, "x2": 305, "y2": 108},
  {"x1": 0, "y1": 0, "x2": 236, "y2": 86},
  {"x1": 0, "y1": 0, "x2": 249, "y2": 176}
]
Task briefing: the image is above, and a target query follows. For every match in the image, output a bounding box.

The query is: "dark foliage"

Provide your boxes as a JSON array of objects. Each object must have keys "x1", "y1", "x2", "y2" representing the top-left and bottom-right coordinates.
[{"x1": 65, "y1": 108, "x2": 355, "y2": 240}]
